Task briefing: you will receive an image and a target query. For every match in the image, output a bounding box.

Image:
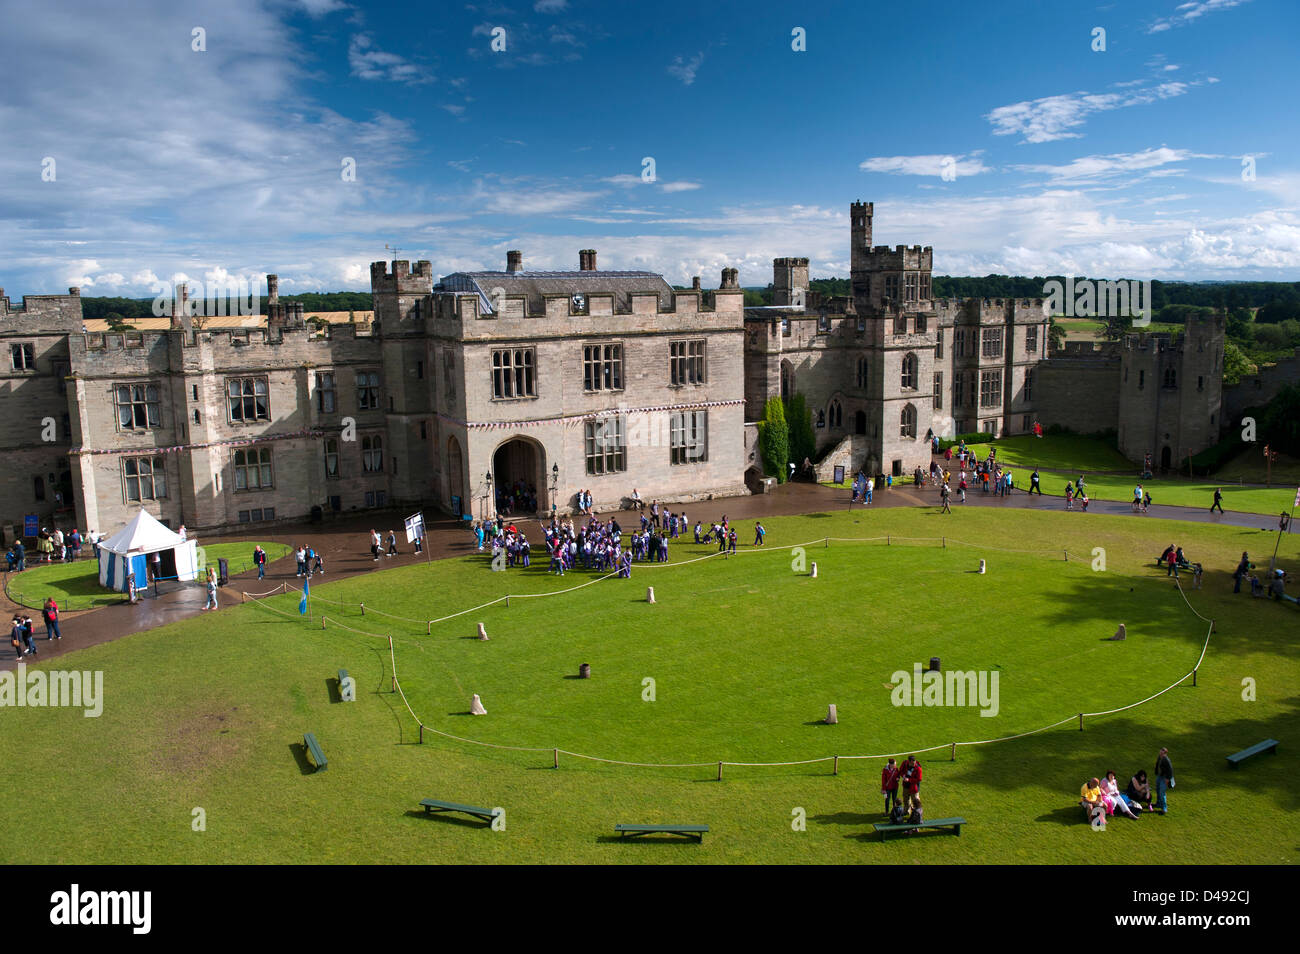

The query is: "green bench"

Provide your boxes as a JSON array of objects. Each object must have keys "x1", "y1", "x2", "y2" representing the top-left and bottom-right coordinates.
[
  {"x1": 303, "y1": 732, "x2": 328, "y2": 772},
  {"x1": 1226, "y1": 739, "x2": 1278, "y2": 768},
  {"x1": 873, "y1": 816, "x2": 966, "y2": 840},
  {"x1": 615, "y1": 823, "x2": 709, "y2": 842},
  {"x1": 419, "y1": 798, "x2": 500, "y2": 824},
  {"x1": 337, "y1": 669, "x2": 354, "y2": 702}
]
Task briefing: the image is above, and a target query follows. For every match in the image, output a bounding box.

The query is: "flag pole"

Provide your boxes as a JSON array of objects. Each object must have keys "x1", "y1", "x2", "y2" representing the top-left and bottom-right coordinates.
[{"x1": 1269, "y1": 490, "x2": 1299, "y2": 573}]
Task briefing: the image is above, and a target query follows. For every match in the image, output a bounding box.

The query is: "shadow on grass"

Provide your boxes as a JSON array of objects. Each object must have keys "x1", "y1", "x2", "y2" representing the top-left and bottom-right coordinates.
[
  {"x1": 1037, "y1": 805, "x2": 1088, "y2": 827},
  {"x1": 288, "y1": 742, "x2": 319, "y2": 775},
  {"x1": 403, "y1": 809, "x2": 492, "y2": 829},
  {"x1": 327, "y1": 677, "x2": 341, "y2": 703},
  {"x1": 594, "y1": 834, "x2": 705, "y2": 846},
  {"x1": 812, "y1": 810, "x2": 876, "y2": 826}
]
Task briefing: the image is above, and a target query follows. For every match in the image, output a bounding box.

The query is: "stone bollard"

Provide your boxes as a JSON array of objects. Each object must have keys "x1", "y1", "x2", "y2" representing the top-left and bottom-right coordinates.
[
  {"x1": 470, "y1": 693, "x2": 487, "y2": 715},
  {"x1": 979, "y1": 559, "x2": 986, "y2": 574},
  {"x1": 825, "y1": 703, "x2": 838, "y2": 724},
  {"x1": 477, "y1": 622, "x2": 489, "y2": 641},
  {"x1": 646, "y1": 586, "x2": 656, "y2": 604},
  {"x1": 579, "y1": 663, "x2": 591, "y2": 679},
  {"x1": 811, "y1": 562, "x2": 818, "y2": 578}
]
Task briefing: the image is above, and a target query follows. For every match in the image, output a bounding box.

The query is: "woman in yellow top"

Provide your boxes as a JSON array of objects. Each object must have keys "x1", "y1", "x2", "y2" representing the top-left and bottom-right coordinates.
[{"x1": 1080, "y1": 778, "x2": 1105, "y2": 823}]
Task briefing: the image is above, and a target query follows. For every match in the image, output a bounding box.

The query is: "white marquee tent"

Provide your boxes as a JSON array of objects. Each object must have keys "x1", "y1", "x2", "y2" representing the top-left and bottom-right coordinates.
[{"x1": 97, "y1": 509, "x2": 199, "y2": 592}]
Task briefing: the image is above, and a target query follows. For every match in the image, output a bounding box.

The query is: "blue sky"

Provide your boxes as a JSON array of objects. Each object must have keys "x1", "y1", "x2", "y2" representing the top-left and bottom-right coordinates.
[{"x1": 1, "y1": 0, "x2": 1297, "y2": 298}]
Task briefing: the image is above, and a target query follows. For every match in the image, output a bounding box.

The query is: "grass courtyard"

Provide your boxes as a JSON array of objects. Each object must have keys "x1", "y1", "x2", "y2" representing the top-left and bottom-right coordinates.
[
  {"x1": 0, "y1": 505, "x2": 1295, "y2": 864},
  {"x1": 3, "y1": 542, "x2": 291, "y2": 611}
]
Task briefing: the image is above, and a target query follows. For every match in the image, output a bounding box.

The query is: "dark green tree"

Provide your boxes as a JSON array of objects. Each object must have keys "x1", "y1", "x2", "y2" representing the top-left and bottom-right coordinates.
[
  {"x1": 785, "y1": 393, "x2": 817, "y2": 470},
  {"x1": 758, "y1": 396, "x2": 789, "y2": 482}
]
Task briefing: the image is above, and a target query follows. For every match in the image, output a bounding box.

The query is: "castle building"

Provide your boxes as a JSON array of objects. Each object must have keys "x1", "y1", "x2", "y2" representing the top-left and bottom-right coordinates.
[{"x1": 0, "y1": 202, "x2": 1228, "y2": 538}]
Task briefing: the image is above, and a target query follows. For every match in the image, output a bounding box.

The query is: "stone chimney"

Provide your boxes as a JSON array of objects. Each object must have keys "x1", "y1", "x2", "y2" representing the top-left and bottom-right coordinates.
[
  {"x1": 720, "y1": 267, "x2": 739, "y2": 289},
  {"x1": 69, "y1": 287, "x2": 81, "y2": 296},
  {"x1": 172, "y1": 283, "x2": 193, "y2": 332},
  {"x1": 506, "y1": 250, "x2": 523, "y2": 274},
  {"x1": 579, "y1": 249, "x2": 597, "y2": 271},
  {"x1": 267, "y1": 274, "x2": 279, "y2": 304},
  {"x1": 692, "y1": 276, "x2": 701, "y2": 291}
]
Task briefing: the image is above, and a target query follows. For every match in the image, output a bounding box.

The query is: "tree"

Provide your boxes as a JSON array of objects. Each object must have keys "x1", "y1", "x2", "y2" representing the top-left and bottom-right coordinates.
[
  {"x1": 785, "y1": 393, "x2": 816, "y2": 470},
  {"x1": 1047, "y1": 317, "x2": 1066, "y2": 354},
  {"x1": 1260, "y1": 384, "x2": 1300, "y2": 457},
  {"x1": 1222, "y1": 341, "x2": 1255, "y2": 387},
  {"x1": 758, "y1": 396, "x2": 789, "y2": 482},
  {"x1": 103, "y1": 312, "x2": 135, "y2": 331}
]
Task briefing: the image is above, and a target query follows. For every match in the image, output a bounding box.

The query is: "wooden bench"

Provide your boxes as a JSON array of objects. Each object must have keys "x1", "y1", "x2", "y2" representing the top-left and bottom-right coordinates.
[
  {"x1": 303, "y1": 732, "x2": 328, "y2": 772},
  {"x1": 873, "y1": 816, "x2": 966, "y2": 840},
  {"x1": 1226, "y1": 739, "x2": 1278, "y2": 768},
  {"x1": 337, "y1": 669, "x2": 354, "y2": 702},
  {"x1": 419, "y1": 798, "x2": 499, "y2": 824},
  {"x1": 615, "y1": 823, "x2": 709, "y2": 842}
]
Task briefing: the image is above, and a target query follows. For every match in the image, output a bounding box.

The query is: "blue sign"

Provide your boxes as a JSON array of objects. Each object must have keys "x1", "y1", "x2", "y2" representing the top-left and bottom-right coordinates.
[{"x1": 24, "y1": 515, "x2": 38, "y2": 537}]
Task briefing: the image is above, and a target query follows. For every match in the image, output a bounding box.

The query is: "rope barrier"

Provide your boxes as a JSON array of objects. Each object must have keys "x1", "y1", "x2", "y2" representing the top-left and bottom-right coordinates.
[{"x1": 239, "y1": 533, "x2": 1221, "y2": 775}]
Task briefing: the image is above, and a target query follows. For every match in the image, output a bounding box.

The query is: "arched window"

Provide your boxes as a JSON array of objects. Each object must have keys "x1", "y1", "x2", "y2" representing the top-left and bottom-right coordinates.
[
  {"x1": 780, "y1": 360, "x2": 793, "y2": 400},
  {"x1": 900, "y1": 403, "x2": 917, "y2": 438},
  {"x1": 901, "y1": 353, "x2": 918, "y2": 390},
  {"x1": 856, "y1": 357, "x2": 868, "y2": 389},
  {"x1": 829, "y1": 400, "x2": 842, "y2": 428},
  {"x1": 1163, "y1": 368, "x2": 1177, "y2": 389}
]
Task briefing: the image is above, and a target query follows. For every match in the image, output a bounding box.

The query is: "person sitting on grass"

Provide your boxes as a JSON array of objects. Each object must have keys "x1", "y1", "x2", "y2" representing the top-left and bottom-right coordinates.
[
  {"x1": 1248, "y1": 573, "x2": 1266, "y2": 597},
  {"x1": 1125, "y1": 770, "x2": 1151, "y2": 813},
  {"x1": 1080, "y1": 778, "x2": 1106, "y2": 824},
  {"x1": 904, "y1": 793, "x2": 924, "y2": 831},
  {"x1": 1102, "y1": 771, "x2": 1140, "y2": 819}
]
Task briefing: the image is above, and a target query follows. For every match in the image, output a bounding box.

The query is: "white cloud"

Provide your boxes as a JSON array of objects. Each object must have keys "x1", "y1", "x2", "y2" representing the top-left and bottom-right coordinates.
[
  {"x1": 1014, "y1": 147, "x2": 1218, "y2": 182},
  {"x1": 1148, "y1": 0, "x2": 1252, "y2": 34},
  {"x1": 986, "y1": 82, "x2": 1194, "y2": 143},
  {"x1": 348, "y1": 33, "x2": 434, "y2": 85},
  {"x1": 667, "y1": 52, "x2": 704, "y2": 86},
  {"x1": 534, "y1": 0, "x2": 568, "y2": 11},
  {"x1": 298, "y1": 0, "x2": 349, "y2": 16},
  {"x1": 660, "y1": 181, "x2": 702, "y2": 193},
  {"x1": 859, "y1": 153, "x2": 990, "y2": 177}
]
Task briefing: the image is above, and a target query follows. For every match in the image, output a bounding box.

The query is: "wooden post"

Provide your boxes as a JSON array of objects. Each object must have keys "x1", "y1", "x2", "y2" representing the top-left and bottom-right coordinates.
[
  {"x1": 426, "y1": 620, "x2": 432, "y2": 635},
  {"x1": 717, "y1": 761, "x2": 723, "y2": 781},
  {"x1": 950, "y1": 742, "x2": 956, "y2": 761},
  {"x1": 360, "y1": 602, "x2": 365, "y2": 615},
  {"x1": 321, "y1": 616, "x2": 326, "y2": 629},
  {"x1": 1078, "y1": 712, "x2": 1084, "y2": 731},
  {"x1": 389, "y1": 635, "x2": 396, "y2": 692},
  {"x1": 1193, "y1": 668, "x2": 1198, "y2": 688},
  {"x1": 553, "y1": 748, "x2": 559, "y2": 769},
  {"x1": 419, "y1": 724, "x2": 423, "y2": 744},
  {"x1": 887, "y1": 535, "x2": 890, "y2": 546},
  {"x1": 833, "y1": 756, "x2": 839, "y2": 775},
  {"x1": 506, "y1": 596, "x2": 510, "y2": 608},
  {"x1": 942, "y1": 536, "x2": 946, "y2": 548},
  {"x1": 824, "y1": 537, "x2": 829, "y2": 548}
]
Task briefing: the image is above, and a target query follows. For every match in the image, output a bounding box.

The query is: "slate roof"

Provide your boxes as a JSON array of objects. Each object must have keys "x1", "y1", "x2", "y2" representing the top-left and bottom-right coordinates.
[{"x1": 440, "y1": 270, "x2": 676, "y2": 314}]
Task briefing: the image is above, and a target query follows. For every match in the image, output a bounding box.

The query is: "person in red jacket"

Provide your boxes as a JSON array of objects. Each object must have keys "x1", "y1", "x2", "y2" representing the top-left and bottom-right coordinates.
[
  {"x1": 900, "y1": 755, "x2": 923, "y2": 812},
  {"x1": 880, "y1": 758, "x2": 901, "y2": 814}
]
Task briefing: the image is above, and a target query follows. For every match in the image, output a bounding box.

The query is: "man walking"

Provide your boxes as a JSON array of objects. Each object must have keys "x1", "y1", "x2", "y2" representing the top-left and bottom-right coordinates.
[
  {"x1": 254, "y1": 545, "x2": 267, "y2": 580},
  {"x1": 940, "y1": 482, "x2": 952, "y2": 514},
  {"x1": 754, "y1": 522, "x2": 766, "y2": 547},
  {"x1": 1133, "y1": 484, "x2": 1143, "y2": 513},
  {"x1": 865, "y1": 475, "x2": 873, "y2": 504},
  {"x1": 1210, "y1": 488, "x2": 1224, "y2": 514}
]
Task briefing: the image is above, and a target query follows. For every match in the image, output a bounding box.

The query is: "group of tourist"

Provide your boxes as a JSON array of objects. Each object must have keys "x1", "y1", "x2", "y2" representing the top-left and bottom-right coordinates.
[
  {"x1": 1080, "y1": 748, "x2": 1175, "y2": 823},
  {"x1": 1158, "y1": 544, "x2": 1201, "y2": 586},
  {"x1": 879, "y1": 756, "x2": 926, "y2": 827},
  {"x1": 5, "y1": 528, "x2": 97, "y2": 572},
  {"x1": 294, "y1": 544, "x2": 325, "y2": 578},
  {"x1": 494, "y1": 479, "x2": 538, "y2": 516},
  {"x1": 1233, "y1": 550, "x2": 1296, "y2": 603},
  {"x1": 8, "y1": 598, "x2": 64, "y2": 659},
  {"x1": 368, "y1": 528, "x2": 404, "y2": 561}
]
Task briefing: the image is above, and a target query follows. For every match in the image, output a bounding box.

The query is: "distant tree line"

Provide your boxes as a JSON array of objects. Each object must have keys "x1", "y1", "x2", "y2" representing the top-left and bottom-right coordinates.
[{"x1": 79, "y1": 291, "x2": 374, "y2": 321}]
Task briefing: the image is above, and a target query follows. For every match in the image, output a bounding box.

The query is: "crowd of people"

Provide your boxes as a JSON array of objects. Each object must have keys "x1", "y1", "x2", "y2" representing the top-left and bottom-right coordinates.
[
  {"x1": 1080, "y1": 748, "x2": 1175, "y2": 823},
  {"x1": 6, "y1": 527, "x2": 101, "y2": 572},
  {"x1": 469, "y1": 495, "x2": 769, "y2": 577}
]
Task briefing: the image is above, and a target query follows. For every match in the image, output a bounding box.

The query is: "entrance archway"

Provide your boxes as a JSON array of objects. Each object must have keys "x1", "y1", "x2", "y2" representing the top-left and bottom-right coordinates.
[
  {"x1": 492, "y1": 437, "x2": 545, "y2": 515},
  {"x1": 447, "y1": 436, "x2": 465, "y2": 515},
  {"x1": 854, "y1": 410, "x2": 867, "y2": 435},
  {"x1": 1160, "y1": 446, "x2": 1172, "y2": 471}
]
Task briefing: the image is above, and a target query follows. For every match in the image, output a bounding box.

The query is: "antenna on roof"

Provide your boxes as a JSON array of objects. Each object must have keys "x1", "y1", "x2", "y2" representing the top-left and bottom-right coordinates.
[{"x1": 384, "y1": 243, "x2": 401, "y2": 264}]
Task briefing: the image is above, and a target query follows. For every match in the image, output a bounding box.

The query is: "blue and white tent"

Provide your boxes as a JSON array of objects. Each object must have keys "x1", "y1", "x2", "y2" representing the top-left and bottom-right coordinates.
[{"x1": 96, "y1": 509, "x2": 199, "y2": 592}]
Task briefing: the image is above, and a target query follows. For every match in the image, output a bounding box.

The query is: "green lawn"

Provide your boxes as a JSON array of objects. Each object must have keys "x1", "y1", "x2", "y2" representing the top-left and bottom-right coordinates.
[
  {"x1": 1, "y1": 507, "x2": 1294, "y2": 864},
  {"x1": 963, "y1": 435, "x2": 1132, "y2": 473},
  {"x1": 4, "y1": 541, "x2": 289, "y2": 611}
]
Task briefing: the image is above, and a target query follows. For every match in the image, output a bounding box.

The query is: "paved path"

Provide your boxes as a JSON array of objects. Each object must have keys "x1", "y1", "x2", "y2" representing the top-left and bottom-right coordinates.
[{"x1": 2, "y1": 481, "x2": 1290, "y2": 671}]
